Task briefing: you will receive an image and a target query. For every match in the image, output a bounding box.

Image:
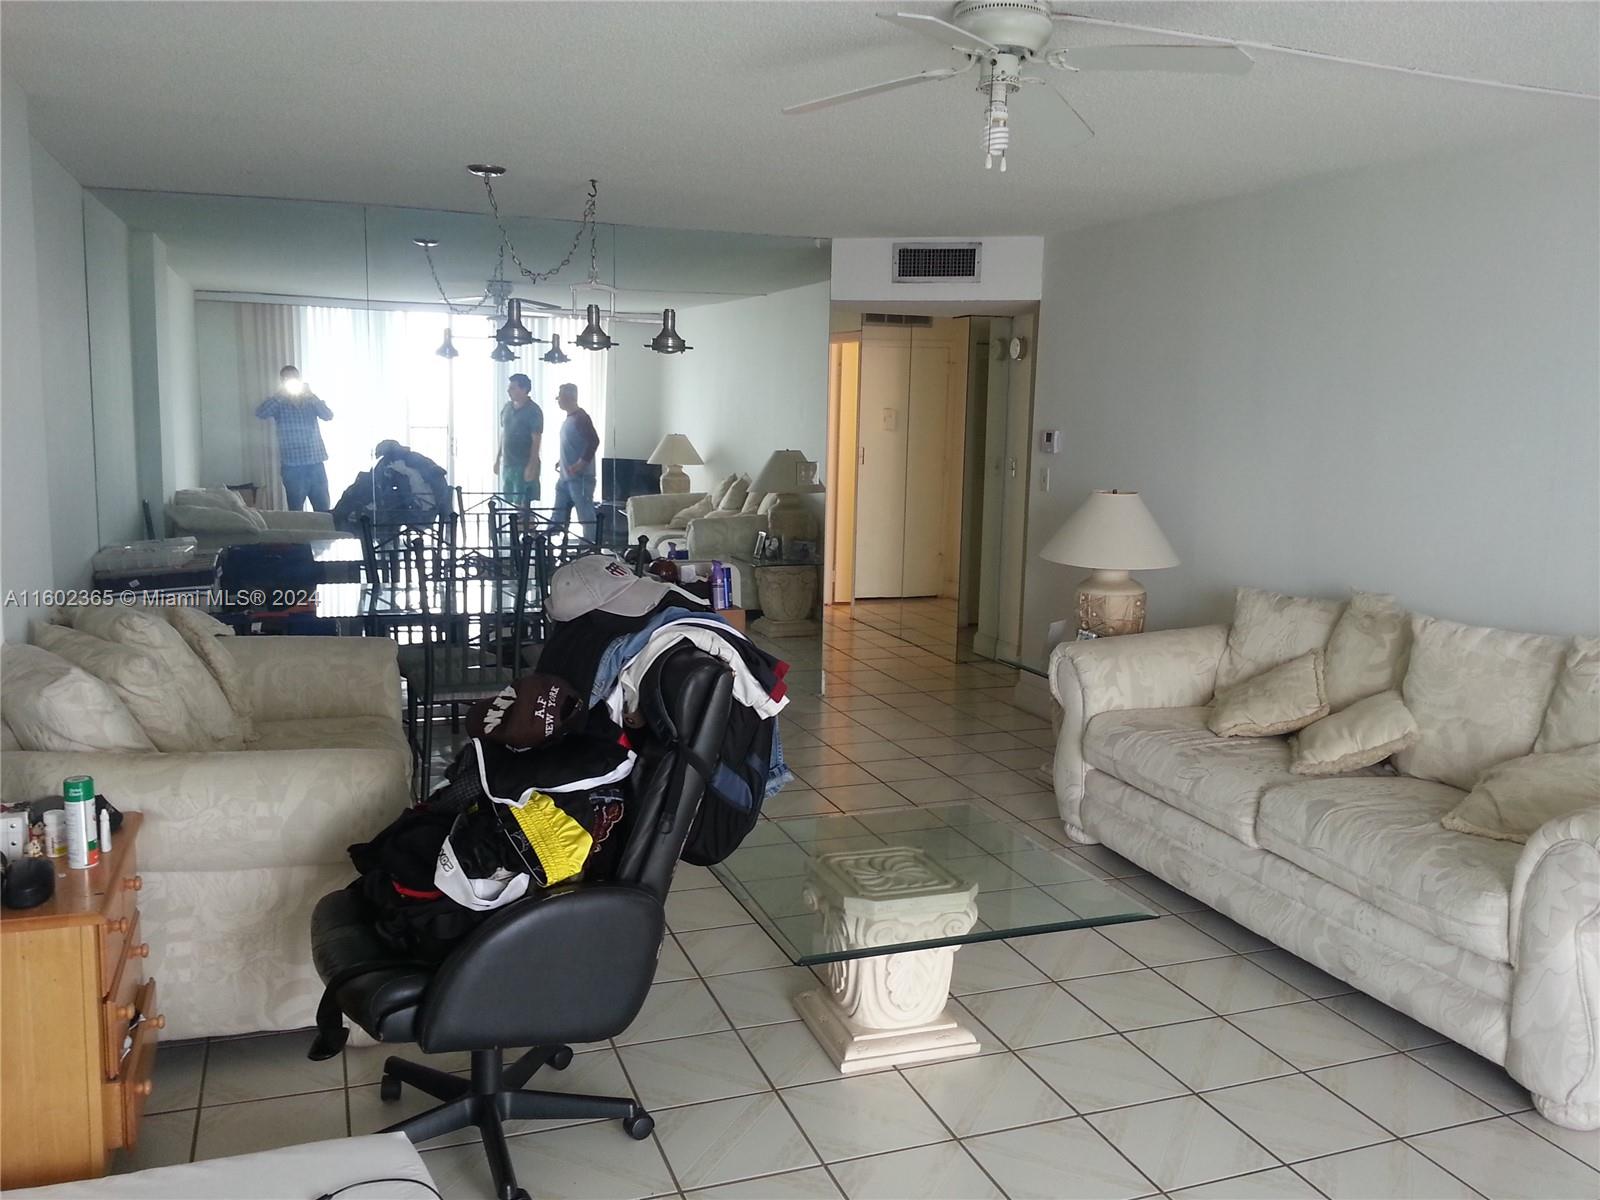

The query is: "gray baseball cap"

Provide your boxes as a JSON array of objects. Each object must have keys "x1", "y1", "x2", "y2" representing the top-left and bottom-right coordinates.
[{"x1": 547, "y1": 555, "x2": 676, "y2": 622}]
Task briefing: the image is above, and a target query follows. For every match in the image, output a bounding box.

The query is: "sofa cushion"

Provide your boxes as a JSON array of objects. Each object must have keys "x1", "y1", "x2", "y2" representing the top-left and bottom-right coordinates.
[
  {"x1": 1290, "y1": 689, "x2": 1420, "y2": 776},
  {"x1": 1257, "y1": 776, "x2": 1521, "y2": 962},
  {"x1": 147, "y1": 605, "x2": 255, "y2": 739},
  {"x1": 1208, "y1": 651, "x2": 1328, "y2": 737},
  {"x1": 1083, "y1": 706, "x2": 1302, "y2": 847},
  {"x1": 168, "y1": 502, "x2": 269, "y2": 534},
  {"x1": 719, "y1": 474, "x2": 751, "y2": 512},
  {"x1": 1534, "y1": 636, "x2": 1599, "y2": 755},
  {"x1": 250, "y1": 715, "x2": 411, "y2": 758},
  {"x1": 1393, "y1": 615, "x2": 1567, "y2": 790},
  {"x1": 1215, "y1": 587, "x2": 1343, "y2": 692},
  {"x1": 1442, "y1": 746, "x2": 1600, "y2": 844},
  {"x1": 0, "y1": 643, "x2": 156, "y2": 753},
  {"x1": 1323, "y1": 591, "x2": 1411, "y2": 710},
  {"x1": 668, "y1": 496, "x2": 714, "y2": 529}
]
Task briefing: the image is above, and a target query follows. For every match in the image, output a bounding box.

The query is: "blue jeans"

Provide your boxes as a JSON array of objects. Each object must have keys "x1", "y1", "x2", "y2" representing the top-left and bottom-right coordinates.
[
  {"x1": 499, "y1": 464, "x2": 540, "y2": 509},
  {"x1": 281, "y1": 462, "x2": 330, "y2": 512},
  {"x1": 548, "y1": 472, "x2": 596, "y2": 542}
]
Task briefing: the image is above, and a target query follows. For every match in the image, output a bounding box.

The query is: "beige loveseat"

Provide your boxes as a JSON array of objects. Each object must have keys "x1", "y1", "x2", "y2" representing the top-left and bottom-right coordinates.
[
  {"x1": 1050, "y1": 595, "x2": 1598, "y2": 1131},
  {"x1": 166, "y1": 487, "x2": 354, "y2": 550},
  {"x1": 1, "y1": 631, "x2": 408, "y2": 1040},
  {"x1": 626, "y1": 491, "x2": 764, "y2": 607}
]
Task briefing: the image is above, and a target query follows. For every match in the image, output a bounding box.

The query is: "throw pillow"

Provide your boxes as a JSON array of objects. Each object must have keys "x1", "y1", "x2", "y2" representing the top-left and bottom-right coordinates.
[
  {"x1": 150, "y1": 605, "x2": 256, "y2": 739},
  {"x1": 707, "y1": 473, "x2": 738, "y2": 509},
  {"x1": 1290, "y1": 689, "x2": 1420, "y2": 775},
  {"x1": 1392, "y1": 614, "x2": 1567, "y2": 790},
  {"x1": 169, "y1": 504, "x2": 267, "y2": 534},
  {"x1": 719, "y1": 474, "x2": 751, "y2": 512},
  {"x1": 0, "y1": 643, "x2": 155, "y2": 753},
  {"x1": 1323, "y1": 591, "x2": 1410, "y2": 710},
  {"x1": 1208, "y1": 650, "x2": 1329, "y2": 737},
  {"x1": 668, "y1": 496, "x2": 715, "y2": 530},
  {"x1": 740, "y1": 489, "x2": 766, "y2": 515},
  {"x1": 1214, "y1": 587, "x2": 1343, "y2": 692},
  {"x1": 757, "y1": 492, "x2": 781, "y2": 516},
  {"x1": 31, "y1": 622, "x2": 216, "y2": 752},
  {"x1": 63, "y1": 605, "x2": 245, "y2": 749},
  {"x1": 0, "y1": 719, "x2": 17, "y2": 751},
  {"x1": 1442, "y1": 744, "x2": 1600, "y2": 843},
  {"x1": 1534, "y1": 636, "x2": 1600, "y2": 754}
]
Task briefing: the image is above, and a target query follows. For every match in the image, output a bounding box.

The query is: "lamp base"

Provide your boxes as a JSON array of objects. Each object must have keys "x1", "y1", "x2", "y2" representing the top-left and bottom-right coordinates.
[
  {"x1": 764, "y1": 492, "x2": 818, "y2": 544},
  {"x1": 1075, "y1": 569, "x2": 1147, "y2": 637},
  {"x1": 659, "y1": 465, "x2": 690, "y2": 495}
]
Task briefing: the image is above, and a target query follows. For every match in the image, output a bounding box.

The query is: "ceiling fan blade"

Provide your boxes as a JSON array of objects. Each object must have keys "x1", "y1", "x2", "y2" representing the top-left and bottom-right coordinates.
[
  {"x1": 878, "y1": 11, "x2": 998, "y2": 54},
  {"x1": 783, "y1": 66, "x2": 962, "y2": 114},
  {"x1": 1055, "y1": 44, "x2": 1253, "y2": 74},
  {"x1": 1051, "y1": 85, "x2": 1096, "y2": 145}
]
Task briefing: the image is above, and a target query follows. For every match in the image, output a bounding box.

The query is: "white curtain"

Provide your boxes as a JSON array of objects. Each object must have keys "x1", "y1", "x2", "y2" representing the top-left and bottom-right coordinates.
[
  {"x1": 511, "y1": 314, "x2": 609, "y2": 478},
  {"x1": 233, "y1": 304, "x2": 300, "y2": 510}
]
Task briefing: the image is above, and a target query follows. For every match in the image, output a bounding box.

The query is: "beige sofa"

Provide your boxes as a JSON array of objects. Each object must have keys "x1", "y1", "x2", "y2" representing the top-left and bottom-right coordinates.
[
  {"x1": 1, "y1": 635, "x2": 409, "y2": 1040},
  {"x1": 1050, "y1": 604, "x2": 1598, "y2": 1131},
  {"x1": 165, "y1": 487, "x2": 354, "y2": 550},
  {"x1": 626, "y1": 491, "x2": 764, "y2": 606}
]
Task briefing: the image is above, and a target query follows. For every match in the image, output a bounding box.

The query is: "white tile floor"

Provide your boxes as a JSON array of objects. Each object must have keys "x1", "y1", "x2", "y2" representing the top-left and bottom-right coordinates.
[{"x1": 120, "y1": 605, "x2": 1599, "y2": 1199}]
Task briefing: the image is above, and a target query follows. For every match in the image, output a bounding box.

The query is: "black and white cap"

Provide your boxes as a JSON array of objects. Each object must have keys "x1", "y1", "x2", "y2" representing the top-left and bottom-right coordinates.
[{"x1": 548, "y1": 555, "x2": 693, "y2": 622}]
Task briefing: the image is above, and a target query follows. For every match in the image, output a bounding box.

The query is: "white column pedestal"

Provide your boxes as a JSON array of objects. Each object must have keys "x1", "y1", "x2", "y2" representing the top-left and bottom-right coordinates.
[{"x1": 793, "y1": 847, "x2": 982, "y2": 1075}]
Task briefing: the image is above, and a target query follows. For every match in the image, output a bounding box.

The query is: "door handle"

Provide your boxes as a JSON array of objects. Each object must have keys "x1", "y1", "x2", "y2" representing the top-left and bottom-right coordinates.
[
  {"x1": 858, "y1": 447, "x2": 865, "y2": 466},
  {"x1": 1007, "y1": 457, "x2": 1017, "y2": 478}
]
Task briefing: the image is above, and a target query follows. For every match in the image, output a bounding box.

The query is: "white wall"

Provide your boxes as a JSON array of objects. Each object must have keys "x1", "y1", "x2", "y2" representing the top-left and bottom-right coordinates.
[
  {"x1": 195, "y1": 300, "x2": 246, "y2": 485},
  {"x1": 162, "y1": 266, "x2": 200, "y2": 493},
  {"x1": 85, "y1": 193, "x2": 142, "y2": 544},
  {"x1": 659, "y1": 282, "x2": 831, "y2": 489},
  {"x1": 1023, "y1": 132, "x2": 1600, "y2": 667},
  {"x1": 831, "y1": 237, "x2": 1043, "y2": 305},
  {"x1": 605, "y1": 341, "x2": 665, "y2": 461},
  {"x1": 126, "y1": 232, "x2": 202, "y2": 517},
  {"x1": 1, "y1": 75, "x2": 56, "y2": 638}
]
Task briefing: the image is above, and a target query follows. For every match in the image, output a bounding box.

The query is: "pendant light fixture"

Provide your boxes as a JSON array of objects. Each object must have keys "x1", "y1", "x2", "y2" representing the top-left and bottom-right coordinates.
[
  {"x1": 494, "y1": 299, "x2": 543, "y2": 348},
  {"x1": 645, "y1": 309, "x2": 693, "y2": 355},
  {"x1": 489, "y1": 342, "x2": 516, "y2": 363},
  {"x1": 541, "y1": 333, "x2": 571, "y2": 365},
  {"x1": 574, "y1": 303, "x2": 615, "y2": 351},
  {"x1": 435, "y1": 328, "x2": 460, "y2": 359}
]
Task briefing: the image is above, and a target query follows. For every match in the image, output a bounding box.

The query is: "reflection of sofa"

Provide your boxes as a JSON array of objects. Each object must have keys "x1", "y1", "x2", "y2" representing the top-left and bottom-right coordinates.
[
  {"x1": 165, "y1": 487, "x2": 354, "y2": 550},
  {"x1": 625, "y1": 491, "x2": 765, "y2": 606},
  {"x1": 1050, "y1": 604, "x2": 1599, "y2": 1131},
  {"x1": 1, "y1": 630, "x2": 409, "y2": 1040}
]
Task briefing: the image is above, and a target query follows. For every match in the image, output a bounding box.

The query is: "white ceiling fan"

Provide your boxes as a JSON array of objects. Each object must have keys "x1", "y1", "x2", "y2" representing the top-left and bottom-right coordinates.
[{"x1": 783, "y1": 0, "x2": 1252, "y2": 171}]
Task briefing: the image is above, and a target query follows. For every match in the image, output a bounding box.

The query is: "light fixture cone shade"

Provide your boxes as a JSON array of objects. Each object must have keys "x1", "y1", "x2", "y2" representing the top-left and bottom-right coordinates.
[
  {"x1": 1040, "y1": 490, "x2": 1179, "y2": 570},
  {"x1": 575, "y1": 303, "x2": 615, "y2": 351},
  {"x1": 541, "y1": 333, "x2": 571, "y2": 364},
  {"x1": 489, "y1": 342, "x2": 515, "y2": 362},
  {"x1": 436, "y1": 328, "x2": 459, "y2": 359},
  {"x1": 496, "y1": 299, "x2": 536, "y2": 347},
  {"x1": 645, "y1": 308, "x2": 692, "y2": 354},
  {"x1": 647, "y1": 433, "x2": 704, "y2": 467},
  {"x1": 754, "y1": 449, "x2": 823, "y2": 494}
]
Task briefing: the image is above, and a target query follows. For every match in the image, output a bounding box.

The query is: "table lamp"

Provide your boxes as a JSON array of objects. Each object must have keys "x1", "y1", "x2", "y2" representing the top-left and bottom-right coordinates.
[
  {"x1": 1040, "y1": 490, "x2": 1178, "y2": 636},
  {"x1": 647, "y1": 433, "x2": 703, "y2": 495},
  {"x1": 753, "y1": 449, "x2": 824, "y2": 544}
]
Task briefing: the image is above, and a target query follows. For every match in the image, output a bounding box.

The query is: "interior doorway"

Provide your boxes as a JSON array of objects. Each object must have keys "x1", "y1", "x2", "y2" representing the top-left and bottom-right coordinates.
[{"x1": 825, "y1": 305, "x2": 1039, "y2": 665}]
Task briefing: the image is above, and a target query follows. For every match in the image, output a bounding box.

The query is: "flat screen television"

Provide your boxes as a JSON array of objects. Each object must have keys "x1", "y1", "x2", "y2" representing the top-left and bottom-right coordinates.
[{"x1": 601, "y1": 457, "x2": 662, "y2": 503}]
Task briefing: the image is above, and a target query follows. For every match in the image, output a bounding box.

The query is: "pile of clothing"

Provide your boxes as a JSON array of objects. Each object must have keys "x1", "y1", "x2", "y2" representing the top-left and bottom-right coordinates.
[
  {"x1": 331, "y1": 441, "x2": 451, "y2": 533},
  {"x1": 342, "y1": 554, "x2": 791, "y2": 964}
]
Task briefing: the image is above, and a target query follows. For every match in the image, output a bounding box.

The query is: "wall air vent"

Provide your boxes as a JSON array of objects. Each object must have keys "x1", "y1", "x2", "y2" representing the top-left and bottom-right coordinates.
[
  {"x1": 863, "y1": 313, "x2": 934, "y2": 327},
  {"x1": 892, "y1": 242, "x2": 981, "y2": 283}
]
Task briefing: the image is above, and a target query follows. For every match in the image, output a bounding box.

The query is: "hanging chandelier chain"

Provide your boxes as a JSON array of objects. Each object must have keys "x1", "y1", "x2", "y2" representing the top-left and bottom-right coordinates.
[
  {"x1": 421, "y1": 241, "x2": 507, "y2": 316},
  {"x1": 483, "y1": 175, "x2": 598, "y2": 286}
]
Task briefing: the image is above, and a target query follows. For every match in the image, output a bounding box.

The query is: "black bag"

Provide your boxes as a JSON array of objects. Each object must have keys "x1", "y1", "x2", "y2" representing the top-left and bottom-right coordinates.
[
  {"x1": 216, "y1": 542, "x2": 320, "y2": 598},
  {"x1": 348, "y1": 807, "x2": 486, "y2": 962}
]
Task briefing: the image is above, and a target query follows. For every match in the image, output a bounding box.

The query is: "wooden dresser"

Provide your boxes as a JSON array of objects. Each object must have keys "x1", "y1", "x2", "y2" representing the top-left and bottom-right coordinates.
[{"x1": 0, "y1": 813, "x2": 161, "y2": 1189}]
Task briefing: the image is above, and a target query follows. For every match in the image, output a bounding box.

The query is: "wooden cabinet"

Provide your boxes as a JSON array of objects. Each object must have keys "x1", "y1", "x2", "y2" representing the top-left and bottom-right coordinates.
[{"x1": 0, "y1": 813, "x2": 161, "y2": 1189}]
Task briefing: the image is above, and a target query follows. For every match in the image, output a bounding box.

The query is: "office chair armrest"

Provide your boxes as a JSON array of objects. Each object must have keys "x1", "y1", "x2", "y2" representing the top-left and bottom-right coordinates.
[{"x1": 417, "y1": 883, "x2": 666, "y2": 1053}]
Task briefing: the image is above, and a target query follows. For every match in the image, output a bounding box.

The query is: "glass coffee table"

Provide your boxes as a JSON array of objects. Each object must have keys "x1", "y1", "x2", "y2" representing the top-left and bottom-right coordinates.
[{"x1": 711, "y1": 803, "x2": 1156, "y2": 1074}]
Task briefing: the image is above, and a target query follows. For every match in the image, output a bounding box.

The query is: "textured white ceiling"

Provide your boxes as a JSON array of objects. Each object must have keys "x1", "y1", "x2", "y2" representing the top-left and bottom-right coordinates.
[{"x1": 5, "y1": 1, "x2": 1595, "y2": 237}]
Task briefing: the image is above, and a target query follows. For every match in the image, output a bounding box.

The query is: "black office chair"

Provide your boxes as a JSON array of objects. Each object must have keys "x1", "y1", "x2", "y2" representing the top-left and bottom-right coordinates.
[{"x1": 308, "y1": 646, "x2": 735, "y2": 1200}]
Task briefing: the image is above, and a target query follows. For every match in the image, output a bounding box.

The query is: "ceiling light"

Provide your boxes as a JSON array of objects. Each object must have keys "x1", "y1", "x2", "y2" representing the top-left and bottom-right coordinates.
[
  {"x1": 490, "y1": 342, "x2": 515, "y2": 363},
  {"x1": 646, "y1": 309, "x2": 693, "y2": 355},
  {"x1": 495, "y1": 299, "x2": 541, "y2": 348},
  {"x1": 575, "y1": 303, "x2": 615, "y2": 351},
  {"x1": 435, "y1": 328, "x2": 459, "y2": 359},
  {"x1": 541, "y1": 334, "x2": 571, "y2": 365}
]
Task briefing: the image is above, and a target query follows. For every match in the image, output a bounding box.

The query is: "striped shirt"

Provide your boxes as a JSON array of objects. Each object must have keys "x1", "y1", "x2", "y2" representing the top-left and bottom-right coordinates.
[{"x1": 256, "y1": 393, "x2": 333, "y2": 465}]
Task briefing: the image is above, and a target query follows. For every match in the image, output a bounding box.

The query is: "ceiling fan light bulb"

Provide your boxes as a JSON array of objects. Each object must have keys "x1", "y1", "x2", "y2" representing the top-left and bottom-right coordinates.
[{"x1": 436, "y1": 328, "x2": 459, "y2": 359}]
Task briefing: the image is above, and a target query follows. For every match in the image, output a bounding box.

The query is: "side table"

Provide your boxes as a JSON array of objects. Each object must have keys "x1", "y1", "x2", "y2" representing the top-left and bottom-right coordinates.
[{"x1": 752, "y1": 563, "x2": 820, "y2": 637}]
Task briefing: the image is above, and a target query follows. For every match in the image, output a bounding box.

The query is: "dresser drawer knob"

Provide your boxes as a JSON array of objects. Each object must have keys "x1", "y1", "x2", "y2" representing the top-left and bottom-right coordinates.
[
  {"x1": 131, "y1": 943, "x2": 150, "y2": 959},
  {"x1": 124, "y1": 875, "x2": 143, "y2": 892},
  {"x1": 149, "y1": 1014, "x2": 165, "y2": 1030},
  {"x1": 113, "y1": 1003, "x2": 136, "y2": 1021},
  {"x1": 108, "y1": 918, "x2": 130, "y2": 935},
  {"x1": 133, "y1": 1079, "x2": 153, "y2": 1097}
]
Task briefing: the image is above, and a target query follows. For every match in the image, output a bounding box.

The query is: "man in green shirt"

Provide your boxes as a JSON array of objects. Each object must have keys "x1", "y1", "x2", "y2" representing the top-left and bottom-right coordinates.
[{"x1": 494, "y1": 373, "x2": 543, "y2": 509}]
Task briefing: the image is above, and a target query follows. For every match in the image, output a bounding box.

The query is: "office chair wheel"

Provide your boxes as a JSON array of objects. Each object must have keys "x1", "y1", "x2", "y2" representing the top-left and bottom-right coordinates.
[
  {"x1": 509, "y1": 1189, "x2": 531, "y2": 1200},
  {"x1": 623, "y1": 1111, "x2": 654, "y2": 1140},
  {"x1": 379, "y1": 1073, "x2": 402, "y2": 1103},
  {"x1": 548, "y1": 1045, "x2": 574, "y2": 1070}
]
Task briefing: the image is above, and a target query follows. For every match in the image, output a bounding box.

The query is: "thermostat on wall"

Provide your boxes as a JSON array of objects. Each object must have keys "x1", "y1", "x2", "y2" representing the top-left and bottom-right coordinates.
[{"x1": 1040, "y1": 430, "x2": 1061, "y2": 454}]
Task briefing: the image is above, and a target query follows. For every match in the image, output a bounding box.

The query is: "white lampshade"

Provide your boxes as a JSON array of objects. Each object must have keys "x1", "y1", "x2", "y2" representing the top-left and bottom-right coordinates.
[
  {"x1": 647, "y1": 433, "x2": 703, "y2": 467},
  {"x1": 1040, "y1": 490, "x2": 1179, "y2": 571},
  {"x1": 754, "y1": 449, "x2": 824, "y2": 494}
]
